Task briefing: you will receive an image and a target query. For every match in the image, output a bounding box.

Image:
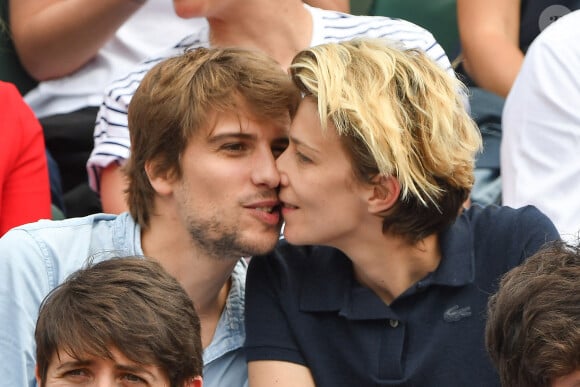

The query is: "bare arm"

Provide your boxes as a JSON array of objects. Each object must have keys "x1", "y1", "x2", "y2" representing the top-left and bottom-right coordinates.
[
  {"x1": 303, "y1": 0, "x2": 349, "y2": 12},
  {"x1": 9, "y1": 0, "x2": 144, "y2": 80},
  {"x1": 100, "y1": 163, "x2": 129, "y2": 214},
  {"x1": 248, "y1": 361, "x2": 316, "y2": 387},
  {"x1": 457, "y1": 0, "x2": 522, "y2": 97}
]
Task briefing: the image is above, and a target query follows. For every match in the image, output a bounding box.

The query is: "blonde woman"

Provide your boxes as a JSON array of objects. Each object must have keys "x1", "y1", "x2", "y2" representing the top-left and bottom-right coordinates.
[{"x1": 244, "y1": 39, "x2": 560, "y2": 387}]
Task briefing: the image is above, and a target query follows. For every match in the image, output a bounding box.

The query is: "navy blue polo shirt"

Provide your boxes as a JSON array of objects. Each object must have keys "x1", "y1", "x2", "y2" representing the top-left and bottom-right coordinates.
[{"x1": 244, "y1": 205, "x2": 559, "y2": 386}]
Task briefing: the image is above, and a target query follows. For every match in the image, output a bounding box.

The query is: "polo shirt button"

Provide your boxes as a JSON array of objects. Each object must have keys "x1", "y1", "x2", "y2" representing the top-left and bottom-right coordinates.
[{"x1": 389, "y1": 319, "x2": 399, "y2": 328}]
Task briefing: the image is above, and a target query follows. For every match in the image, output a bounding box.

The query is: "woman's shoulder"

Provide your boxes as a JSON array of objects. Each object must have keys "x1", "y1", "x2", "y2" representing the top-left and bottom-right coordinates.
[
  {"x1": 463, "y1": 203, "x2": 554, "y2": 227},
  {"x1": 461, "y1": 204, "x2": 560, "y2": 266}
]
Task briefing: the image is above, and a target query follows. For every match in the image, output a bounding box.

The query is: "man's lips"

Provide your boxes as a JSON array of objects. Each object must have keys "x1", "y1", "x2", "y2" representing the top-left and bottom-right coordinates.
[
  {"x1": 245, "y1": 199, "x2": 280, "y2": 212},
  {"x1": 245, "y1": 200, "x2": 282, "y2": 226}
]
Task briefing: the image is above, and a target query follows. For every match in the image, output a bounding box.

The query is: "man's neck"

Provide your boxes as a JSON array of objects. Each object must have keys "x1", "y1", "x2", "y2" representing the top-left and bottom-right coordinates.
[
  {"x1": 141, "y1": 216, "x2": 240, "y2": 348},
  {"x1": 208, "y1": 1, "x2": 313, "y2": 69}
]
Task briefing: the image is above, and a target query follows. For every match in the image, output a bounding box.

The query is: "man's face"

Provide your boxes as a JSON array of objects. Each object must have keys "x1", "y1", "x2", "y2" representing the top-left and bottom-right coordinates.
[
  {"x1": 170, "y1": 110, "x2": 290, "y2": 259},
  {"x1": 38, "y1": 347, "x2": 172, "y2": 387}
]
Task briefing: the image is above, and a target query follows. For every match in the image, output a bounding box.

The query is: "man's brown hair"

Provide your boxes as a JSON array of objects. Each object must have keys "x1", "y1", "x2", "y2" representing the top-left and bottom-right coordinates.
[
  {"x1": 486, "y1": 240, "x2": 580, "y2": 387},
  {"x1": 35, "y1": 257, "x2": 203, "y2": 386},
  {"x1": 126, "y1": 47, "x2": 300, "y2": 228}
]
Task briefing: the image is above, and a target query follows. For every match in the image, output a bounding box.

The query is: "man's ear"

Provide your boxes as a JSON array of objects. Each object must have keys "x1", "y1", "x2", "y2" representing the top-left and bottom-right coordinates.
[
  {"x1": 144, "y1": 159, "x2": 175, "y2": 196},
  {"x1": 35, "y1": 364, "x2": 42, "y2": 387},
  {"x1": 184, "y1": 376, "x2": 203, "y2": 387},
  {"x1": 367, "y1": 174, "x2": 400, "y2": 215}
]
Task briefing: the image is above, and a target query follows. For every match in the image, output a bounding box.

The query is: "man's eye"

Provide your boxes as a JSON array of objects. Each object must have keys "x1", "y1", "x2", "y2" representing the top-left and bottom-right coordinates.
[{"x1": 221, "y1": 143, "x2": 246, "y2": 152}]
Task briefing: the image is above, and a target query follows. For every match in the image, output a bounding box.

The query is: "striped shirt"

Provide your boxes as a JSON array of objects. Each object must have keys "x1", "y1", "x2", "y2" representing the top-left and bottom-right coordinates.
[{"x1": 88, "y1": 5, "x2": 452, "y2": 192}]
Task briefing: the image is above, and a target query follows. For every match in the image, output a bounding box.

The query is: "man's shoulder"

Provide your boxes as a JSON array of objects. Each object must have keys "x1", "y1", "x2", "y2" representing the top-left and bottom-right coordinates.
[
  {"x1": 0, "y1": 213, "x2": 140, "y2": 295},
  {"x1": 5, "y1": 213, "x2": 116, "y2": 234},
  {"x1": 0, "y1": 213, "x2": 136, "y2": 253}
]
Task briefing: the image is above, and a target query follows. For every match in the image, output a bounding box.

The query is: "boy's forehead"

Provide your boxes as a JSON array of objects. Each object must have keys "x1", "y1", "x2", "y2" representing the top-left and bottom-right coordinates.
[{"x1": 53, "y1": 345, "x2": 144, "y2": 365}]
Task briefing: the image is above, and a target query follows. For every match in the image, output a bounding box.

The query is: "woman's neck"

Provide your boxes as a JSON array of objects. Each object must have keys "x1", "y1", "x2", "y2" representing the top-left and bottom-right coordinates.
[{"x1": 346, "y1": 233, "x2": 441, "y2": 305}]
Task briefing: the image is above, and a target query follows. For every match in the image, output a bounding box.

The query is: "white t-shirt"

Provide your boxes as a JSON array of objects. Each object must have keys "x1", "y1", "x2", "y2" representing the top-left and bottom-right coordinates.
[
  {"x1": 501, "y1": 10, "x2": 580, "y2": 242},
  {"x1": 24, "y1": 0, "x2": 207, "y2": 118}
]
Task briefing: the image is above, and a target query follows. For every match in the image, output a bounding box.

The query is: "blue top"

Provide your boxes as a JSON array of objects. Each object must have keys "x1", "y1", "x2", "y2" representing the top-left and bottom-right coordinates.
[
  {"x1": 244, "y1": 205, "x2": 560, "y2": 386},
  {"x1": 0, "y1": 213, "x2": 248, "y2": 387}
]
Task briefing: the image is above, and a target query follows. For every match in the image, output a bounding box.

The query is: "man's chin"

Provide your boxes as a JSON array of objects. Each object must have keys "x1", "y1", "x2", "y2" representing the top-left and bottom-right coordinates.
[{"x1": 242, "y1": 232, "x2": 280, "y2": 257}]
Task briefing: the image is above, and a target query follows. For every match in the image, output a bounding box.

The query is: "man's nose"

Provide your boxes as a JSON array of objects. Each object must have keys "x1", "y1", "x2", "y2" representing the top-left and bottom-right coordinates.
[
  {"x1": 276, "y1": 147, "x2": 290, "y2": 187},
  {"x1": 252, "y1": 148, "x2": 281, "y2": 188},
  {"x1": 93, "y1": 375, "x2": 117, "y2": 387}
]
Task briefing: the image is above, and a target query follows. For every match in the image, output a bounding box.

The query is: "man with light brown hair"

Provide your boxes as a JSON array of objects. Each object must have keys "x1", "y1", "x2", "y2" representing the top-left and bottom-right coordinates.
[{"x1": 0, "y1": 46, "x2": 299, "y2": 387}]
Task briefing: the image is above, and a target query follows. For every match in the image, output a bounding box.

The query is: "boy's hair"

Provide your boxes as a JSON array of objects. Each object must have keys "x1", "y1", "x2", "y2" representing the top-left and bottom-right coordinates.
[
  {"x1": 35, "y1": 257, "x2": 203, "y2": 386},
  {"x1": 485, "y1": 240, "x2": 580, "y2": 387},
  {"x1": 290, "y1": 38, "x2": 482, "y2": 242},
  {"x1": 126, "y1": 47, "x2": 300, "y2": 228}
]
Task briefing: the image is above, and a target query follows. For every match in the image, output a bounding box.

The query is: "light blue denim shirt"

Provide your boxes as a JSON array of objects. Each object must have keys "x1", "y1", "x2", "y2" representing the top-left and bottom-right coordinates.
[{"x1": 0, "y1": 213, "x2": 248, "y2": 387}]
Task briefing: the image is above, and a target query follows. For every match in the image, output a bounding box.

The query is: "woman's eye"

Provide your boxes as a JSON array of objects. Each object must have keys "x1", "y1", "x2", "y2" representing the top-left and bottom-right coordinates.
[{"x1": 295, "y1": 151, "x2": 312, "y2": 163}]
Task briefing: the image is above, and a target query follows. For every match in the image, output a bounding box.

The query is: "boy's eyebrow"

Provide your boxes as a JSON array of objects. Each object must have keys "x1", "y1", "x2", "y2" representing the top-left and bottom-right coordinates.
[
  {"x1": 116, "y1": 364, "x2": 156, "y2": 379},
  {"x1": 56, "y1": 360, "x2": 92, "y2": 370}
]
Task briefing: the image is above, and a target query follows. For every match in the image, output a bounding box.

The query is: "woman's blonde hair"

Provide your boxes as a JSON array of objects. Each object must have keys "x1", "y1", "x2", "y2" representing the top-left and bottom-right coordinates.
[{"x1": 290, "y1": 38, "x2": 482, "y2": 241}]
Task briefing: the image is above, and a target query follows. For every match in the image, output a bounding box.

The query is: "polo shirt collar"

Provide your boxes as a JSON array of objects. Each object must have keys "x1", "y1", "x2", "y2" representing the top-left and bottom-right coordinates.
[
  {"x1": 299, "y1": 213, "x2": 475, "y2": 318},
  {"x1": 422, "y1": 213, "x2": 475, "y2": 287}
]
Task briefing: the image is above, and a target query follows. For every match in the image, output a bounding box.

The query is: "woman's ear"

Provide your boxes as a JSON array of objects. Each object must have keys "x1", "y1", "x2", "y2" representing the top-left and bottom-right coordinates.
[
  {"x1": 367, "y1": 175, "x2": 400, "y2": 215},
  {"x1": 144, "y1": 159, "x2": 175, "y2": 196}
]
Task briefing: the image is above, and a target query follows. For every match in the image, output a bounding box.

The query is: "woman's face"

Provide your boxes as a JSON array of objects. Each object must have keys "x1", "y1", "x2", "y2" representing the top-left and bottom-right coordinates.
[{"x1": 277, "y1": 98, "x2": 369, "y2": 247}]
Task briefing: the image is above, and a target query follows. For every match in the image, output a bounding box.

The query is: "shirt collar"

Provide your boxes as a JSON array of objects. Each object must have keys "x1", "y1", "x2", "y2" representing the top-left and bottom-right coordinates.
[
  {"x1": 202, "y1": 259, "x2": 247, "y2": 364},
  {"x1": 299, "y1": 213, "x2": 475, "y2": 318},
  {"x1": 424, "y1": 213, "x2": 475, "y2": 287}
]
